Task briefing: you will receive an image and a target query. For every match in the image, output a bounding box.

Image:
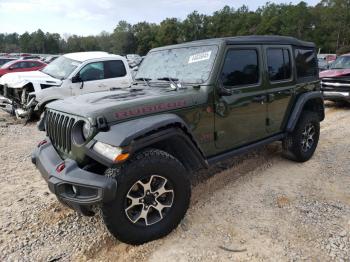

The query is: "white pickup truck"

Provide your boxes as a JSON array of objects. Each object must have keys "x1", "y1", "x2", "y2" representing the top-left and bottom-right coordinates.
[{"x1": 0, "y1": 51, "x2": 132, "y2": 118}]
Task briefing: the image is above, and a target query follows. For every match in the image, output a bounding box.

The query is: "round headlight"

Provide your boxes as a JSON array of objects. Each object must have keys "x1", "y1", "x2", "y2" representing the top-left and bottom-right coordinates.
[{"x1": 82, "y1": 121, "x2": 93, "y2": 139}]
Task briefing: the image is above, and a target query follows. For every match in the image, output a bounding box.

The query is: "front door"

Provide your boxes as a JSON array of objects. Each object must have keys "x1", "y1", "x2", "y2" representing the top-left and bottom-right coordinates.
[
  {"x1": 214, "y1": 46, "x2": 268, "y2": 151},
  {"x1": 71, "y1": 60, "x2": 131, "y2": 96}
]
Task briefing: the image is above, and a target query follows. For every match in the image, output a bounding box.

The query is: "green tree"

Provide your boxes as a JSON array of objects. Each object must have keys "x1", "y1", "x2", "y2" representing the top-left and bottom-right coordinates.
[
  {"x1": 133, "y1": 22, "x2": 159, "y2": 55},
  {"x1": 156, "y1": 18, "x2": 181, "y2": 46},
  {"x1": 111, "y1": 21, "x2": 137, "y2": 55}
]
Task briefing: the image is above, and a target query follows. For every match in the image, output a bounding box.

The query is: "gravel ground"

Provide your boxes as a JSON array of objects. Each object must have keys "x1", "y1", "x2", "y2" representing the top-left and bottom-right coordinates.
[{"x1": 0, "y1": 103, "x2": 349, "y2": 261}]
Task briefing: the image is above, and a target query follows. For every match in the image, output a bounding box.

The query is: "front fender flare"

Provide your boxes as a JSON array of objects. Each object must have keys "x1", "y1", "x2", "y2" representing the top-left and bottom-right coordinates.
[
  {"x1": 93, "y1": 113, "x2": 207, "y2": 170},
  {"x1": 94, "y1": 114, "x2": 192, "y2": 147}
]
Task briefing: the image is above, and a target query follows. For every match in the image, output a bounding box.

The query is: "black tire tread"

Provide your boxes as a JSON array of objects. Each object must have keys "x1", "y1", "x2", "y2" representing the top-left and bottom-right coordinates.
[
  {"x1": 282, "y1": 110, "x2": 320, "y2": 162},
  {"x1": 102, "y1": 148, "x2": 190, "y2": 245}
]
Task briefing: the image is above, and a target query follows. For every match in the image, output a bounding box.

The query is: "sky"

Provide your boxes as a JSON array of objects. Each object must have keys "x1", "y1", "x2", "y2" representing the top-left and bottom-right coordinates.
[{"x1": 0, "y1": 0, "x2": 320, "y2": 36}]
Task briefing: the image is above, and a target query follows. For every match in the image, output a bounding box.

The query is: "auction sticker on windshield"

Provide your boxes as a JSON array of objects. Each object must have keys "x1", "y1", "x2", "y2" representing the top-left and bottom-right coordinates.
[{"x1": 188, "y1": 51, "x2": 212, "y2": 64}]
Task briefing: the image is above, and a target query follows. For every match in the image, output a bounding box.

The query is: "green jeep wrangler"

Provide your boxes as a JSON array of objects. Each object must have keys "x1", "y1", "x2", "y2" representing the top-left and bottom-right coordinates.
[{"x1": 32, "y1": 36, "x2": 324, "y2": 244}]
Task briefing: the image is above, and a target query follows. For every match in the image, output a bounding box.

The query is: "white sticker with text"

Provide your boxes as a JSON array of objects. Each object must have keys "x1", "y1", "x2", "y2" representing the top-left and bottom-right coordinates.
[{"x1": 188, "y1": 51, "x2": 212, "y2": 64}]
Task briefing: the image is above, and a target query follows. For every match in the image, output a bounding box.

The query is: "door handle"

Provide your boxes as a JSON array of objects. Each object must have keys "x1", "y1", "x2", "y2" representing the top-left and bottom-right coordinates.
[
  {"x1": 98, "y1": 84, "x2": 107, "y2": 88},
  {"x1": 277, "y1": 89, "x2": 292, "y2": 95},
  {"x1": 252, "y1": 95, "x2": 266, "y2": 103}
]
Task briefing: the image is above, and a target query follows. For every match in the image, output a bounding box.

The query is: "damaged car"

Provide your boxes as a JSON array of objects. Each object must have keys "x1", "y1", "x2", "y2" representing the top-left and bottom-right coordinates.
[{"x1": 0, "y1": 52, "x2": 132, "y2": 119}]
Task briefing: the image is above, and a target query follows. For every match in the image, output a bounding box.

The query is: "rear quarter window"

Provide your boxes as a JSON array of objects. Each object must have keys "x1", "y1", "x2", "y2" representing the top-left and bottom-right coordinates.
[{"x1": 294, "y1": 48, "x2": 318, "y2": 80}]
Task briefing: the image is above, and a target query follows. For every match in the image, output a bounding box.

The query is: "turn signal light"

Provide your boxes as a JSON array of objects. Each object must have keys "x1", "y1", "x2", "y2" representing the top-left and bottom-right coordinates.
[
  {"x1": 114, "y1": 153, "x2": 130, "y2": 163},
  {"x1": 56, "y1": 163, "x2": 66, "y2": 173}
]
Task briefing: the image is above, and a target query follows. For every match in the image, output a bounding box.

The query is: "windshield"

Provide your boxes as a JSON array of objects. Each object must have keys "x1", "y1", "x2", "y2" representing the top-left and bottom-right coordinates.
[
  {"x1": 136, "y1": 45, "x2": 219, "y2": 84},
  {"x1": 330, "y1": 56, "x2": 350, "y2": 69},
  {"x1": 0, "y1": 59, "x2": 14, "y2": 66},
  {"x1": 1, "y1": 60, "x2": 17, "y2": 69},
  {"x1": 41, "y1": 56, "x2": 81, "y2": 79}
]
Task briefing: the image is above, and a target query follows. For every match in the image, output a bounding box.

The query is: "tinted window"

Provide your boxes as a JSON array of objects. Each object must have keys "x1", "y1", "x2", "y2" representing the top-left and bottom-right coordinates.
[
  {"x1": 11, "y1": 62, "x2": 27, "y2": 69},
  {"x1": 267, "y1": 49, "x2": 292, "y2": 81},
  {"x1": 25, "y1": 62, "x2": 36, "y2": 68},
  {"x1": 80, "y1": 62, "x2": 104, "y2": 81},
  {"x1": 221, "y1": 49, "x2": 259, "y2": 88},
  {"x1": 30, "y1": 61, "x2": 41, "y2": 67},
  {"x1": 295, "y1": 48, "x2": 317, "y2": 78},
  {"x1": 104, "y1": 60, "x2": 126, "y2": 78}
]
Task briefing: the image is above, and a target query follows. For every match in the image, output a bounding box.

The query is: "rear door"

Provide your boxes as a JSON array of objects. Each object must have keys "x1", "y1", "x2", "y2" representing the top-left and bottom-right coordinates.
[
  {"x1": 263, "y1": 45, "x2": 295, "y2": 135},
  {"x1": 214, "y1": 45, "x2": 268, "y2": 151}
]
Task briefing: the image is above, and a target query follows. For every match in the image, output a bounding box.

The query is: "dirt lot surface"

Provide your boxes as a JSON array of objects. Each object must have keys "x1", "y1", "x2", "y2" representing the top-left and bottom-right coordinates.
[{"x1": 0, "y1": 103, "x2": 349, "y2": 261}]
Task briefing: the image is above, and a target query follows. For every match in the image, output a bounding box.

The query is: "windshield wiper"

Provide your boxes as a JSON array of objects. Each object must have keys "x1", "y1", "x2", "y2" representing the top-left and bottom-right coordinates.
[
  {"x1": 157, "y1": 77, "x2": 179, "y2": 82},
  {"x1": 135, "y1": 77, "x2": 151, "y2": 87},
  {"x1": 157, "y1": 77, "x2": 181, "y2": 90}
]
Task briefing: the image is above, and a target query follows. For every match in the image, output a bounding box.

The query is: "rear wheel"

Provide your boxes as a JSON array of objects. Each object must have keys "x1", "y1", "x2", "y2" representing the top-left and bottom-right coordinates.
[
  {"x1": 102, "y1": 149, "x2": 191, "y2": 245},
  {"x1": 282, "y1": 111, "x2": 320, "y2": 162}
]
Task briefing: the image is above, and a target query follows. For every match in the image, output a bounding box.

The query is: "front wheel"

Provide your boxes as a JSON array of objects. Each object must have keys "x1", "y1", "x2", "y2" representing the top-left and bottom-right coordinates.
[
  {"x1": 282, "y1": 111, "x2": 320, "y2": 162},
  {"x1": 101, "y1": 149, "x2": 191, "y2": 245}
]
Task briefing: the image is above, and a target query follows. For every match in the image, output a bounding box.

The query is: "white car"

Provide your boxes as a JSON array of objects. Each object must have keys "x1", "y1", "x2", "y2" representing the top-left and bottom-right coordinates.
[{"x1": 0, "y1": 51, "x2": 132, "y2": 118}]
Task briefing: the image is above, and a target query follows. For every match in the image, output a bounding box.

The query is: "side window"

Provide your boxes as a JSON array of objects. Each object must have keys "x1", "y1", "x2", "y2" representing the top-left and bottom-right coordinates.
[
  {"x1": 27, "y1": 62, "x2": 36, "y2": 68},
  {"x1": 267, "y1": 48, "x2": 292, "y2": 81},
  {"x1": 19, "y1": 62, "x2": 28, "y2": 68},
  {"x1": 294, "y1": 48, "x2": 317, "y2": 78},
  {"x1": 31, "y1": 62, "x2": 40, "y2": 67},
  {"x1": 221, "y1": 49, "x2": 259, "y2": 88},
  {"x1": 10, "y1": 62, "x2": 22, "y2": 69},
  {"x1": 79, "y1": 62, "x2": 104, "y2": 81},
  {"x1": 104, "y1": 60, "x2": 127, "y2": 79}
]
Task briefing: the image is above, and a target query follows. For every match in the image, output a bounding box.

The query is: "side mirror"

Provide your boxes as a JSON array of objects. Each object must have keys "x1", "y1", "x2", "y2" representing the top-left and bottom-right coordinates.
[
  {"x1": 71, "y1": 74, "x2": 81, "y2": 83},
  {"x1": 217, "y1": 79, "x2": 232, "y2": 96}
]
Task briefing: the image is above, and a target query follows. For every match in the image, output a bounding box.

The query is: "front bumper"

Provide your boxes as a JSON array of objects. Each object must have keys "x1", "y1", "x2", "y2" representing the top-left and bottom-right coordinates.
[
  {"x1": 32, "y1": 139, "x2": 117, "y2": 208},
  {"x1": 322, "y1": 91, "x2": 350, "y2": 102}
]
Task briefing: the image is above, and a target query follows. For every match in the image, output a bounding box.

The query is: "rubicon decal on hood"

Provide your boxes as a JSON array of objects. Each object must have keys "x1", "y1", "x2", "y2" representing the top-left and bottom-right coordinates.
[{"x1": 115, "y1": 100, "x2": 187, "y2": 119}]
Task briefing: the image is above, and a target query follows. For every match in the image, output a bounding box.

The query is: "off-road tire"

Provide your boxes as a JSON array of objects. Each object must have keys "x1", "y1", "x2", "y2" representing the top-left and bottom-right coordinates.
[
  {"x1": 101, "y1": 149, "x2": 191, "y2": 245},
  {"x1": 282, "y1": 111, "x2": 320, "y2": 162}
]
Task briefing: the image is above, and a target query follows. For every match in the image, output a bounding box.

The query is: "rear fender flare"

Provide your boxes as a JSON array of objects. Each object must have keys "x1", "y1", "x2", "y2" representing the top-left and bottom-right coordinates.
[{"x1": 286, "y1": 91, "x2": 324, "y2": 132}]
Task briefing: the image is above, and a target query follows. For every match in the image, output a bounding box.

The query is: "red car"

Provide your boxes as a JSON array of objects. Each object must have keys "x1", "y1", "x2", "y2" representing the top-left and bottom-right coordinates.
[
  {"x1": 320, "y1": 53, "x2": 350, "y2": 103},
  {"x1": 0, "y1": 59, "x2": 47, "y2": 77}
]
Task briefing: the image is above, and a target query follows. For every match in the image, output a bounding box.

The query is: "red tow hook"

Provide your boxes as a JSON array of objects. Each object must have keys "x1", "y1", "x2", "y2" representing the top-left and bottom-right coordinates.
[
  {"x1": 37, "y1": 139, "x2": 47, "y2": 148},
  {"x1": 56, "y1": 163, "x2": 66, "y2": 173}
]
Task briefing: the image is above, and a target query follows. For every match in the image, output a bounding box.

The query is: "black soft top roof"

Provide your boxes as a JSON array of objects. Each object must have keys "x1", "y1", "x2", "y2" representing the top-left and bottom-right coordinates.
[{"x1": 151, "y1": 35, "x2": 315, "y2": 51}]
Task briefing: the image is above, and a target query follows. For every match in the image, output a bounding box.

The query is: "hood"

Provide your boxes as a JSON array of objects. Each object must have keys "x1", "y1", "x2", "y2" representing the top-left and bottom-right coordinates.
[
  {"x1": 47, "y1": 86, "x2": 208, "y2": 124},
  {"x1": 0, "y1": 70, "x2": 62, "y2": 88},
  {"x1": 319, "y1": 69, "x2": 350, "y2": 78}
]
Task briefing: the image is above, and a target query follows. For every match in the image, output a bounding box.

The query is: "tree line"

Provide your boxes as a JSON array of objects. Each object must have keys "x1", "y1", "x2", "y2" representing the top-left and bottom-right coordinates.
[{"x1": 1, "y1": 0, "x2": 350, "y2": 56}]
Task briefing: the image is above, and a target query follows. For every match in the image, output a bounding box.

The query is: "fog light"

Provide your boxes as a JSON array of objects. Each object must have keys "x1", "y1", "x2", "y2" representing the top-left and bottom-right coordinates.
[{"x1": 56, "y1": 163, "x2": 65, "y2": 173}]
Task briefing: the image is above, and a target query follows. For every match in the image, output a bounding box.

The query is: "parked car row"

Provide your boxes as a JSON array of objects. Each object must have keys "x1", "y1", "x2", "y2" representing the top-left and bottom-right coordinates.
[{"x1": 0, "y1": 51, "x2": 132, "y2": 118}]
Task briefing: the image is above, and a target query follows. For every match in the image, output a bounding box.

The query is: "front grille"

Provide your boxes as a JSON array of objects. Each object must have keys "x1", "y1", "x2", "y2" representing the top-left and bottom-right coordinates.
[
  {"x1": 46, "y1": 110, "x2": 76, "y2": 153},
  {"x1": 321, "y1": 77, "x2": 350, "y2": 91}
]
